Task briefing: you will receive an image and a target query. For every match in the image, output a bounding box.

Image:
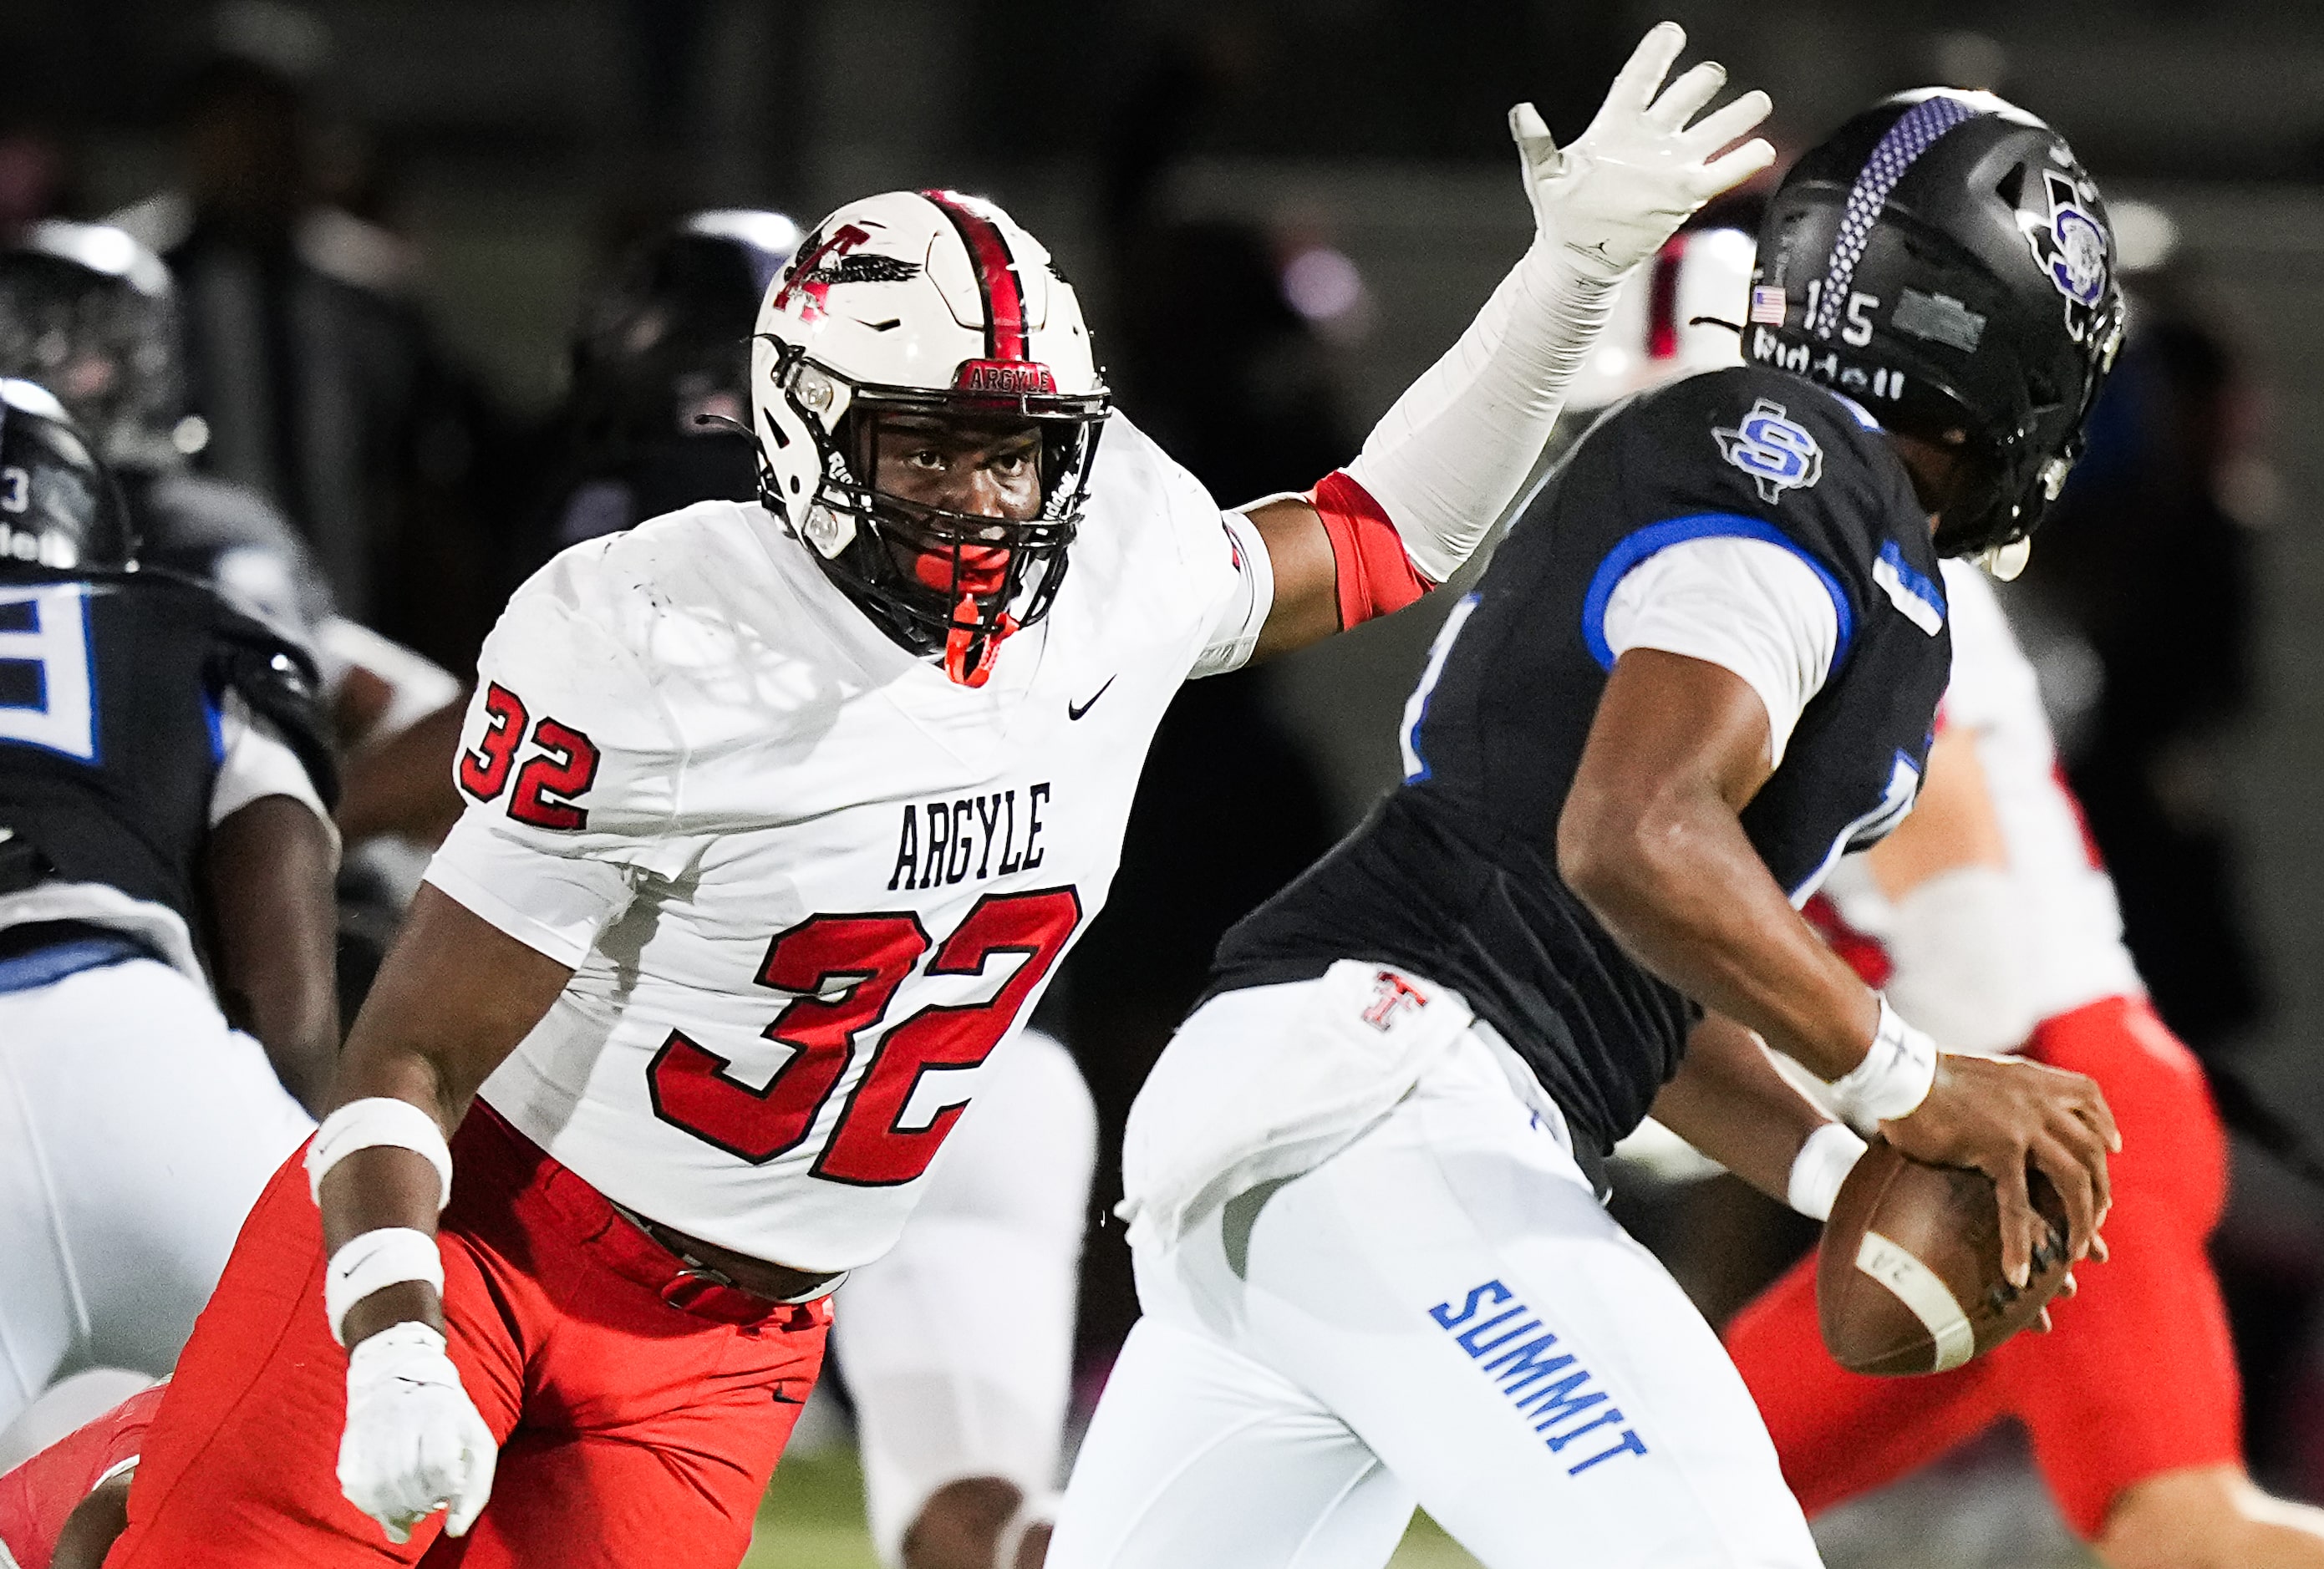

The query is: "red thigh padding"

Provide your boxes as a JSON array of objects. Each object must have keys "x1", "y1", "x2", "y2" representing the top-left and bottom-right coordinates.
[
  {"x1": 1309, "y1": 470, "x2": 1432, "y2": 628},
  {"x1": 1726, "y1": 996, "x2": 2243, "y2": 1541},
  {"x1": 109, "y1": 1109, "x2": 831, "y2": 1568},
  {"x1": 104, "y1": 1142, "x2": 410, "y2": 1567}
]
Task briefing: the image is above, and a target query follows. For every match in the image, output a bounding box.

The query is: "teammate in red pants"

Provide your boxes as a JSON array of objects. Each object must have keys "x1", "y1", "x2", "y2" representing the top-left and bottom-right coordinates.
[
  {"x1": 0, "y1": 1384, "x2": 163, "y2": 1569},
  {"x1": 1725, "y1": 558, "x2": 2324, "y2": 1569}
]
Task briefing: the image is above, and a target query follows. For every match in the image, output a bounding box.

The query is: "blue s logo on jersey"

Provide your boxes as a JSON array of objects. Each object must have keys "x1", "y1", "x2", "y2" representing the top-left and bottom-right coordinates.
[{"x1": 1713, "y1": 399, "x2": 1823, "y2": 505}]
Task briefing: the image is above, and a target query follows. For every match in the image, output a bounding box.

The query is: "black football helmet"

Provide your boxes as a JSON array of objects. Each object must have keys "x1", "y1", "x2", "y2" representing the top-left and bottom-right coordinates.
[
  {"x1": 1750, "y1": 89, "x2": 2126, "y2": 562},
  {"x1": 0, "y1": 378, "x2": 136, "y2": 571},
  {"x1": 569, "y1": 209, "x2": 801, "y2": 462},
  {"x1": 0, "y1": 222, "x2": 191, "y2": 473}
]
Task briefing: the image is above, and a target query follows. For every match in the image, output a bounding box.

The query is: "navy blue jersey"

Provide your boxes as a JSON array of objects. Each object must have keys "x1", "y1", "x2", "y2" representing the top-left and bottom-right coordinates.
[
  {"x1": 1212, "y1": 364, "x2": 1951, "y2": 1160},
  {"x1": 0, "y1": 566, "x2": 333, "y2": 937}
]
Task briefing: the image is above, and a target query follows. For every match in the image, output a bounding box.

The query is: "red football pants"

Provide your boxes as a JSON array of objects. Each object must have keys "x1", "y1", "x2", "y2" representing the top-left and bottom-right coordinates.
[
  {"x1": 0, "y1": 1383, "x2": 164, "y2": 1569},
  {"x1": 1725, "y1": 995, "x2": 2241, "y2": 1539},
  {"x1": 104, "y1": 1102, "x2": 831, "y2": 1568}
]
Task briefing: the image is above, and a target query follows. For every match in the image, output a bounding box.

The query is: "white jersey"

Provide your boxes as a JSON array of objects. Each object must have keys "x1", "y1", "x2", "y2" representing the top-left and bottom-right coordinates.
[
  {"x1": 425, "y1": 413, "x2": 1269, "y2": 1271},
  {"x1": 1823, "y1": 561, "x2": 2139, "y2": 1023}
]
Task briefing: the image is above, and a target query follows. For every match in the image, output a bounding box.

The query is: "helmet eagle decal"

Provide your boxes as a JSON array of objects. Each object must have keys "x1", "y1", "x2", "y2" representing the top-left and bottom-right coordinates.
[{"x1": 750, "y1": 190, "x2": 1109, "y2": 687}]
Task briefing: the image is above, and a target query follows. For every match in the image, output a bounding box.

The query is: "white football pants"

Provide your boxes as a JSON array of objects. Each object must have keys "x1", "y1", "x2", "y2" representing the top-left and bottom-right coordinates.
[
  {"x1": 1049, "y1": 987, "x2": 1823, "y2": 1569},
  {"x1": 0, "y1": 958, "x2": 313, "y2": 1430},
  {"x1": 833, "y1": 1027, "x2": 1096, "y2": 1566}
]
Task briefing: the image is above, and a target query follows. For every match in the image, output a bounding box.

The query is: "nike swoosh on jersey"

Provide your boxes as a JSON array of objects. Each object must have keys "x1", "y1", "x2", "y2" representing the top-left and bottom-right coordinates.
[{"x1": 1068, "y1": 676, "x2": 1116, "y2": 720}]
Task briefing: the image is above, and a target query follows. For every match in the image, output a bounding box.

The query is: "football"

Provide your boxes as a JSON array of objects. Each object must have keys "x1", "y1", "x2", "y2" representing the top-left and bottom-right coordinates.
[{"x1": 1816, "y1": 1137, "x2": 2072, "y2": 1377}]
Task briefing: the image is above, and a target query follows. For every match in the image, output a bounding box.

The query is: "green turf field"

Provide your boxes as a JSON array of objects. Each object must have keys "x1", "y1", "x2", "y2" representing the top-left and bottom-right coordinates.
[
  {"x1": 741, "y1": 1439, "x2": 2101, "y2": 1568},
  {"x1": 742, "y1": 1449, "x2": 1483, "y2": 1567}
]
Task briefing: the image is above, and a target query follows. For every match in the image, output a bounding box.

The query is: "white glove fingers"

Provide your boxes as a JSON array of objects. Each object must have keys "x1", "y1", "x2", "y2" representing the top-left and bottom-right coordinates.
[
  {"x1": 1691, "y1": 135, "x2": 1779, "y2": 198},
  {"x1": 1680, "y1": 89, "x2": 1775, "y2": 158},
  {"x1": 445, "y1": 1433, "x2": 497, "y2": 1537},
  {"x1": 1508, "y1": 100, "x2": 1554, "y2": 154},
  {"x1": 1645, "y1": 59, "x2": 1727, "y2": 131},
  {"x1": 1603, "y1": 22, "x2": 1687, "y2": 116},
  {"x1": 1508, "y1": 100, "x2": 1559, "y2": 180}
]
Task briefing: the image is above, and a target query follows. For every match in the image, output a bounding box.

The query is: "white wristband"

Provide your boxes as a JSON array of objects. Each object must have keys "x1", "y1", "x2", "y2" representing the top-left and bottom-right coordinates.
[
  {"x1": 308, "y1": 1098, "x2": 455, "y2": 1213},
  {"x1": 1829, "y1": 996, "x2": 1939, "y2": 1134},
  {"x1": 324, "y1": 1227, "x2": 445, "y2": 1346},
  {"x1": 1787, "y1": 1121, "x2": 1869, "y2": 1221}
]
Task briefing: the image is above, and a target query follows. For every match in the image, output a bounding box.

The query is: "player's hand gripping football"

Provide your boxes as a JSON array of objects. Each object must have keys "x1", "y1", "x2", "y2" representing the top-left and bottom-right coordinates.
[
  {"x1": 1509, "y1": 21, "x2": 1776, "y2": 282},
  {"x1": 338, "y1": 1320, "x2": 499, "y2": 1544},
  {"x1": 1882, "y1": 1052, "x2": 2122, "y2": 1290}
]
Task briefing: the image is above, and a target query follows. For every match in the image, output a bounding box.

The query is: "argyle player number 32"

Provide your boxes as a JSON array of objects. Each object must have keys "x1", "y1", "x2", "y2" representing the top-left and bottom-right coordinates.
[{"x1": 648, "y1": 890, "x2": 1082, "y2": 1182}]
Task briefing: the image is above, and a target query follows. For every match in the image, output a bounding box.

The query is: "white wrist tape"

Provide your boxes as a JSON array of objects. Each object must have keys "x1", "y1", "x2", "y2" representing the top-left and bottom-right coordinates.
[
  {"x1": 1883, "y1": 866, "x2": 2037, "y2": 1054},
  {"x1": 1787, "y1": 1121, "x2": 1869, "y2": 1221},
  {"x1": 1829, "y1": 996, "x2": 1939, "y2": 1133},
  {"x1": 325, "y1": 1226, "x2": 445, "y2": 1346},
  {"x1": 1344, "y1": 239, "x2": 1618, "y2": 585},
  {"x1": 308, "y1": 1098, "x2": 455, "y2": 1212}
]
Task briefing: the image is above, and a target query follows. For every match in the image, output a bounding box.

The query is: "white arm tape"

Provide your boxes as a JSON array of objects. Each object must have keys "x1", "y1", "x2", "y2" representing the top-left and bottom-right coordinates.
[
  {"x1": 308, "y1": 1097, "x2": 456, "y2": 1213},
  {"x1": 1344, "y1": 241, "x2": 1618, "y2": 584},
  {"x1": 1828, "y1": 996, "x2": 1939, "y2": 1134},
  {"x1": 324, "y1": 1226, "x2": 446, "y2": 1346},
  {"x1": 1882, "y1": 866, "x2": 2038, "y2": 1054},
  {"x1": 1787, "y1": 1121, "x2": 1869, "y2": 1221}
]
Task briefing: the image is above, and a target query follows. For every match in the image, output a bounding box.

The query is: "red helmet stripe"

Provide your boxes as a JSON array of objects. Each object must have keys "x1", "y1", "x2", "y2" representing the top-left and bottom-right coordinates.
[{"x1": 921, "y1": 190, "x2": 1029, "y2": 362}]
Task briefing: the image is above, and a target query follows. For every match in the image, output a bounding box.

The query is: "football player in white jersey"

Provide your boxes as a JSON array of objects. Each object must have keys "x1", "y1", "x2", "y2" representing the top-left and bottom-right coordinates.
[
  {"x1": 1728, "y1": 559, "x2": 2324, "y2": 1569},
  {"x1": 103, "y1": 25, "x2": 1777, "y2": 1569}
]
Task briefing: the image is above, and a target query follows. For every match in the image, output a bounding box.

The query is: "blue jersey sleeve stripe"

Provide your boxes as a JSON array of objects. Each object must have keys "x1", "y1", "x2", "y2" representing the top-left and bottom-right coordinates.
[
  {"x1": 202, "y1": 689, "x2": 226, "y2": 765},
  {"x1": 1580, "y1": 512, "x2": 1856, "y2": 673},
  {"x1": 1875, "y1": 539, "x2": 1947, "y2": 619}
]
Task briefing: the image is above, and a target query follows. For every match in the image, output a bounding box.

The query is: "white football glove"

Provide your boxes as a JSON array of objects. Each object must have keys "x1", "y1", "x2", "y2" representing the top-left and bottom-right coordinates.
[
  {"x1": 338, "y1": 1320, "x2": 498, "y2": 1545},
  {"x1": 1512, "y1": 21, "x2": 1776, "y2": 282}
]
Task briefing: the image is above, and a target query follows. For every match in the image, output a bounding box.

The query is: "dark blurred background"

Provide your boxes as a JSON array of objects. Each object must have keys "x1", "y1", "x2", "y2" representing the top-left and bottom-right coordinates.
[{"x1": 8, "y1": 0, "x2": 2324, "y2": 1540}]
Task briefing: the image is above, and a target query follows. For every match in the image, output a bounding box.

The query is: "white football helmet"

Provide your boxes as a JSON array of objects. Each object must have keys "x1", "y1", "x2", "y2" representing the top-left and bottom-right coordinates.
[{"x1": 750, "y1": 189, "x2": 1109, "y2": 686}]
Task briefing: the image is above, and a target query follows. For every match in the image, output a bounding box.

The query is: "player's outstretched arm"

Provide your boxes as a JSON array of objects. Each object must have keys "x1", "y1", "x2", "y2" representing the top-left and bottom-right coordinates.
[
  {"x1": 205, "y1": 793, "x2": 341, "y2": 1117},
  {"x1": 1559, "y1": 647, "x2": 2118, "y2": 1286},
  {"x1": 1239, "y1": 22, "x2": 1775, "y2": 662},
  {"x1": 308, "y1": 884, "x2": 574, "y2": 1543}
]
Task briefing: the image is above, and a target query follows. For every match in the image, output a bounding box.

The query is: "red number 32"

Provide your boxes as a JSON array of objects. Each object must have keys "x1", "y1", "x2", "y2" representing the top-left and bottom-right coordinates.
[
  {"x1": 648, "y1": 887, "x2": 1081, "y2": 1186},
  {"x1": 457, "y1": 682, "x2": 602, "y2": 830}
]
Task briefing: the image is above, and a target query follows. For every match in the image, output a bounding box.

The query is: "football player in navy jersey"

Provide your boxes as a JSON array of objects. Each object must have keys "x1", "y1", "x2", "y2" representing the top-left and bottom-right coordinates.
[
  {"x1": 0, "y1": 221, "x2": 465, "y2": 826},
  {"x1": 1051, "y1": 89, "x2": 2126, "y2": 1569},
  {"x1": 0, "y1": 379, "x2": 339, "y2": 1440}
]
